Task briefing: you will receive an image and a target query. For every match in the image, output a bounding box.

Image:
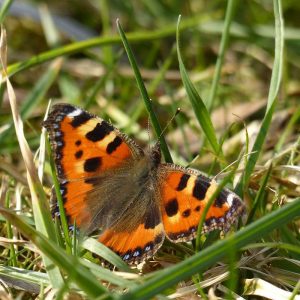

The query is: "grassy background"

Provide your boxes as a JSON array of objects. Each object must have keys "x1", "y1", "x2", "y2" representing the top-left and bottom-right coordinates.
[{"x1": 0, "y1": 0, "x2": 299, "y2": 299}]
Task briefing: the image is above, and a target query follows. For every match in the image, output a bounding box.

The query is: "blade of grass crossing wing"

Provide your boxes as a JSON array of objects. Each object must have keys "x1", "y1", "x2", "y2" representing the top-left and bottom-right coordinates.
[
  {"x1": 46, "y1": 137, "x2": 72, "y2": 253},
  {"x1": 119, "y1": 198, "x2": 300, "y2": 300},
  {"x1": 195, "y1": 154, "x2": 241, "y2": 252},
  {"x1": 236, "y1": 0, "x2": 284, "y2": 194},
  {"x1": 116, "y1": 19, "x2": 173, "y2": 163},
  {"x1": 176, "y1": 16, "x2": 224, "y2": 161}
]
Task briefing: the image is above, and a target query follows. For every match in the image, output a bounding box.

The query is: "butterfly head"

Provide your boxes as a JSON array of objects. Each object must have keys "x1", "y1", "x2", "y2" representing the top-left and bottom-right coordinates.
[{"x1": 149, "y1": 142, "x2": 161, "y2": 169}]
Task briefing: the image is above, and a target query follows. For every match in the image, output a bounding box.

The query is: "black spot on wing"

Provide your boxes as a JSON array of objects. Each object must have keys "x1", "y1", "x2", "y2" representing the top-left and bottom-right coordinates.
[
  {"x1": 86, "y1": 122, "x2": 114, "y2": 142},
  {"x1": 75, "y1": 150, "x2": 83, "y2": 159},
  {"x1": 165, "y1": 198, "x2": 179, "y2": 217},
  {"x1": 214, "y1": 189, "x2": 228, "y2": 208},
  {"x1": 193, "y1": 176, "x2": 211, "y2": 200},
  {"x1": 70, "y1": 111, "x2": 92, "y2": 128},
  {"x1": 176, "y1": 174, "x2": 190, "y2": 191},
  {"x1": 144, "y1": 207, "x2": 160, "y2": 229},
  {"x1": 106, "y1": 136, "x2": 122, "y2": 154},
  {"x1": 84, "y1": 157, "x2": 102, "y2": 172},
  {"x1": 75, "y1": 140, "x2": 81, "y2": 146},
  {"x1": 195, "y1": 205, "x2": 201, "y2": 212},
  {"x1": 182, "y1": 209, "x2": 191, "y2": 217}
]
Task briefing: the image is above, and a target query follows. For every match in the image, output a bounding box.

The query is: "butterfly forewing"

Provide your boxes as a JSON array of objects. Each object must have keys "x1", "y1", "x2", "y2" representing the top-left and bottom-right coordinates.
[{"x1": 43, "y1": 104, "x2": 144, "y2": 229}]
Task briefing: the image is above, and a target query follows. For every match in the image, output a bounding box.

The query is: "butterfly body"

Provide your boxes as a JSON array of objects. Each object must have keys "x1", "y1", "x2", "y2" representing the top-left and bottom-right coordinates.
[{"x1": 44, "y1": 104, "x2": 245, "y2": 264}]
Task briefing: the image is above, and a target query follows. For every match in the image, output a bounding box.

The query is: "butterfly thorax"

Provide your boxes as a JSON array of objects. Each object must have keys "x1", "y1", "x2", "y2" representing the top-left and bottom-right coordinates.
[{"x1": 134, "y1": 142, "x2": 161, "y2": 182}]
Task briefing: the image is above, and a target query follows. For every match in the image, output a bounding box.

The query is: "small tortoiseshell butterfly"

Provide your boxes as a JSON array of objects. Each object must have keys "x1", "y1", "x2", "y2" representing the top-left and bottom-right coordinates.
[{"x1": 44, "y1": 103, "x2": 245, "y2": 264}]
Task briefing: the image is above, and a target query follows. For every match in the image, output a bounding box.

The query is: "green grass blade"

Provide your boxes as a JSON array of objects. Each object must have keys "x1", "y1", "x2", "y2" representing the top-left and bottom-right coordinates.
[
  {"x1": 5, "y1": 191, "x2": 17, "y2": 267},
  {"x1": 0, "y1": 208, "x2": 110, "y2": 299},
  {"x1": 3, "y1": 48, "x2": 64, "y2": 289},
  {"x1": 242, "y1": 242, "x2": 300, "y2": 255},
  {"x1": 176, "y1": 16, "x2": 223, "y2": 160},
  {"x1": 46, "y1": 137, "x2": 72, "y2": 253},
  {"x1": 80, "y1": 259, "x2": 135, "y2": 288},
  {"x1": 207, "y1": 0, "x2": 238, "y2": 112},
  {"x1": 0, "y1": 265, "x2": 50, "y2": 287},
  {"x1": 246, "y1": 164, "x2": 273, "y2": 225},
  {"x1": 117, "y1": 19, "x2": 172, "y2": 163},
  {"x1": 275, "y1": 106, "x2": 300, "y2": 153},
  {"x1": 0, "y1": 0, "x2": 13, "y2": 24},
  {"x1": 0, "y1": 58, "x2": 63, "y2": 145},
  {"x1": 266, "y1": 0, "x2": 284, "y2": 111},
  {"x1": 82, "y1": 237, "x2": 133, "y2": 272},
  {"x1": 119, "y1": 198, "x2": 300, "y2": 300},
  {"x1": 236, "y1": 0, "x2": 284, "y2": 194},
  {"x1": 5, "y1": 16, "x2": 203, "y2": 77},
  {"x1": 5, "y1": 15, "x2": 296, "y2": 78}
]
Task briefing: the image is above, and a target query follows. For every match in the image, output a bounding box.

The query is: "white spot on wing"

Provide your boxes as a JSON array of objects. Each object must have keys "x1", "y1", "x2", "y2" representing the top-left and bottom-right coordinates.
[
  {"x1": 68, "y1": 108, "x2": 82, "y2": 117},
  {"x1": 227, "y1": 193, "x2": 234, "y2": 206}
]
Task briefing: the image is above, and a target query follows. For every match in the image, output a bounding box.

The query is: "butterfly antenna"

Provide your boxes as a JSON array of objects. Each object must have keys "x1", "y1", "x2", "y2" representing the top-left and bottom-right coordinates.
[{"x1": 157, "y1": 108, "x2": 181, "y2": 143}]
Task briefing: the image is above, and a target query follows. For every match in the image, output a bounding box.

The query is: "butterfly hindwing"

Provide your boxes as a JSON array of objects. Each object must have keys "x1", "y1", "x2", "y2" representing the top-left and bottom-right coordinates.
[
  {"x1": 158, "y1": 164, "x2": 245, "y2": 242},
  {"x1": 99, "y1": 201, "x2": 164, "y2": 264}
]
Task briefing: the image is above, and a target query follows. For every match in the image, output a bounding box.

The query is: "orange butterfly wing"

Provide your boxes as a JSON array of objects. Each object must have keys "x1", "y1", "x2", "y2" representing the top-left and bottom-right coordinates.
[
  {"x1": 44, "y1": 103, "x2": 142, "y2": 180},
  {"x1": 99, "y1": 207, "x2": 164, "y2": 263},
  {"x1": 44, "y1": 104, "x2": 143, "y2": 228},
  {"x1": 158, "y1": 164, "x2": 245, "y2": 242}
]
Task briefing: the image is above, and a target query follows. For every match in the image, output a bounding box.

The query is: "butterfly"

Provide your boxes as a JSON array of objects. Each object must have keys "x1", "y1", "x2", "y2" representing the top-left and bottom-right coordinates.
[{"x1": 43, "y1": 103, "x2": 245, "y2": 264}]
